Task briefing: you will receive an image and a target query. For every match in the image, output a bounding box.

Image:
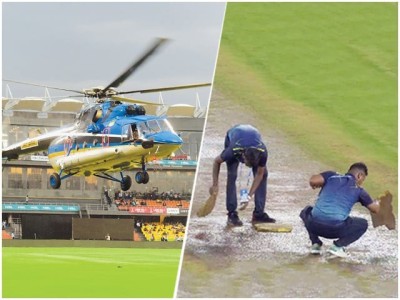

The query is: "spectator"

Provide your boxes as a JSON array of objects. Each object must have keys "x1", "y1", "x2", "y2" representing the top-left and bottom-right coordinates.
[
  {"x1": 104, "y1": 189, "x2": 112, "y2": 206},
  {"x1": 25, "y1": 195, "x2": 29, "y2": 205}
]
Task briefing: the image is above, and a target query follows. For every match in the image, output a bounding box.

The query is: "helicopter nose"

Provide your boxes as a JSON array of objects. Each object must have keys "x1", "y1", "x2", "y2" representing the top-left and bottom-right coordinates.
[{"x1": 153, "y1": 131, "x2": 183, "y2": 145}]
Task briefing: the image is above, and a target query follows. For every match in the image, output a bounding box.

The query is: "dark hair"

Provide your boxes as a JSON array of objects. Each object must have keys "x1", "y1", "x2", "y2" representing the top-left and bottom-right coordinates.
[
  {"x1": 243, "y1": 147, "x2": 262, "y2": 166},
  {"x1": 348, "y1": 162, "x2": 368, "y2": 176}
]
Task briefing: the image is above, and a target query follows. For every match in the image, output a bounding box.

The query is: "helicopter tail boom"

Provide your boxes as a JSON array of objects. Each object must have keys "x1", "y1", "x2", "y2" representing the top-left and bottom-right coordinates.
[{"x1": 2, "y1": 125, "x2": 77, "y2": 160}]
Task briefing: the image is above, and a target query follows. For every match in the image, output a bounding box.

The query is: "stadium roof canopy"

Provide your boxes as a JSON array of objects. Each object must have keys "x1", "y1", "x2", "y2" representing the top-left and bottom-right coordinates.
[
  {"x1": 3, "y1": 97, "x2": 46, "y2": 111},
  {"x1": 43, "y1": 98, "x2": 84, "y2": 113},
  {"x1": 166, "y1": 104, "x2": 196, "y2": 117}
]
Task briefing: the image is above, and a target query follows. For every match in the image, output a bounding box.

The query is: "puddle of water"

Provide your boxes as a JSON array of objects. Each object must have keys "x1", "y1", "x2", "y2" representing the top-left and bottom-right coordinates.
[{"x1": 180, "y1": 247, "x2": 397, "y2": 298}]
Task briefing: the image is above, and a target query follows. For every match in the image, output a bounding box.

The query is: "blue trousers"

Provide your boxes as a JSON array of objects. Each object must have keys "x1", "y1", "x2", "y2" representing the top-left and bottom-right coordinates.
[
  {"x1": 300, "y1": 205, "x2": 368, "y2": 247},
  {"x1": 226, "y1": 158, "x2": 268, "y2": 215}
]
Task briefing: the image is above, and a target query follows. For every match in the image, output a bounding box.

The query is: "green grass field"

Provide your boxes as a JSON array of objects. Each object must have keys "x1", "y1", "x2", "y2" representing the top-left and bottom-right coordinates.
[
  {"x1": 216, "y1": 3, "x2": 397, "y2": 208},
  {"x1": 3, "y1": 247, "x2": 180, "y2": 298}
]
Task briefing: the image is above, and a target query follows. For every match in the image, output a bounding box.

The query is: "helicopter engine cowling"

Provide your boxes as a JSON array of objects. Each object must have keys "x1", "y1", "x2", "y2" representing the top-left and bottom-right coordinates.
[{"x1": 126, "y1": 105, "x2": 146, "y2": 116}]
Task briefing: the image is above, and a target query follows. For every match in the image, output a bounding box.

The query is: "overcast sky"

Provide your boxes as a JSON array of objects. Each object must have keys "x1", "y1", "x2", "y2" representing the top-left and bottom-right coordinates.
[{"x1": 2, "y1": 2, "x2": 226, "y2": 107}]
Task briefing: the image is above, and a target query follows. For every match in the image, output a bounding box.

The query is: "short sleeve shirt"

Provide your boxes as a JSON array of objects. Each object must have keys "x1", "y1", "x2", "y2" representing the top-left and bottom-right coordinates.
[
  {"x1": 220, "y1": 124, "x2": 267, "y2": 167},
  {"x1": 312, "y1": 171, "x2": 374, "y2": 222}
]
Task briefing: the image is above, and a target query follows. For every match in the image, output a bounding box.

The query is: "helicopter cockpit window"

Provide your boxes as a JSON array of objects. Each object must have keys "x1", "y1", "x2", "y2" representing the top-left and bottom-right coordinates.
[
  {"x1": 137, "y1": 120, "x2": 158, "y2": 135},
  {"x1": 137, "y1": 122, "x2": 147, "y2": 135},
  {"x1": 157, "y1": 119, "x2": 174, "y2": 132},
  {"x1": 136, "y1": 119, "x2": 173, "y2": 136},
  {"x1": 121, "y1": 124, "x2": 140, "y2": 142},
  {"x1": 147, "y1": 120, "x2": 160, "y2": 133}
]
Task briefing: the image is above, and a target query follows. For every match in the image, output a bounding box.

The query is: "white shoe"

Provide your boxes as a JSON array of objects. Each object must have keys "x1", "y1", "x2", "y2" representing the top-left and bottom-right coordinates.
[
  {"x1": 310, "y1": 243, "x2": 322, "y2": 255},
  {"x1": 328, "y1": 245, "x2": 348, "y2": 258}
]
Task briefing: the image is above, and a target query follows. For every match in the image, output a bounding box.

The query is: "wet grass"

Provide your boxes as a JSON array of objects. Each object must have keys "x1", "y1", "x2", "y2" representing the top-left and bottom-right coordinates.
[{"x1": 216, "y1": 2, "x2": 397, "y2": 210}]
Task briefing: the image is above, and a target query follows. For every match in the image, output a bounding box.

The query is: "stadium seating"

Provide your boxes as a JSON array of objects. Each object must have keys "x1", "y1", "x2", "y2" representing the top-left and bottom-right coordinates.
[
  {"x1": 115, "y1": 198, "x2": 190, "y2": 211},
  {"x1": 141, "y1": 222, "x2": 185, "y2": 242}
]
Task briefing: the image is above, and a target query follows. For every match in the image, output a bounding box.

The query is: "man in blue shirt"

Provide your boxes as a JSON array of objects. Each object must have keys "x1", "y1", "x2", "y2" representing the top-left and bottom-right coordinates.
[
  {"x1": 209, "y1": 124, "x2": 276, "y2": 226},
  {"x1": 300, "y1": 162, "x2": 380, "y2": 257}
]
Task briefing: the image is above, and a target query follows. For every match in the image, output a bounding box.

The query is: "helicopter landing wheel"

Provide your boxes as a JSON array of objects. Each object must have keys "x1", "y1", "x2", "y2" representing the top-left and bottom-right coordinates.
[
  {"x1": 135, "y1": 172, "x2": 143, "y2": 184},
  {"x1": 50, "y1": 173, "x2": 61, "y2": 189},
  {"x1": 135, "y1": 171, "x2": 149, "y2": 184},
  {"x1": 120, "y1": 175, "x2": 132, "y2": 191},
  {"x1": 142, "y1": 171, "x2": 149, "y2": 184}
]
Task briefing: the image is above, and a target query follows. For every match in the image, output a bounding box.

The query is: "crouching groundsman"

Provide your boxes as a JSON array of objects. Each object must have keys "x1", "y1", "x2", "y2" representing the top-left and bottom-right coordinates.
[
  {"x1": 300, "y1": 162, "x2": 380, "y2": 258},
  {"x1": 209, "y1": 124, "x2": 275, "y2": 226}
]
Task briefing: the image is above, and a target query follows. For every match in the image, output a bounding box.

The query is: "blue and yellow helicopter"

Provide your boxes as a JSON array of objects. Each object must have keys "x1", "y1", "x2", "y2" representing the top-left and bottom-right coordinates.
[{"x1": 2, "y1": 39, "x2": 210, "y2": 191}]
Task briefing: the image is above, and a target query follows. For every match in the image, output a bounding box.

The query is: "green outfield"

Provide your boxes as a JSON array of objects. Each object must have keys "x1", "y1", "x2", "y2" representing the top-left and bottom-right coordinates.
[
  {"x1": 216, "y1": 3, "x2": 397, "y2": 208},
  {"x1": 3, "y1": 246, "x2": 180, "y2": 298}
]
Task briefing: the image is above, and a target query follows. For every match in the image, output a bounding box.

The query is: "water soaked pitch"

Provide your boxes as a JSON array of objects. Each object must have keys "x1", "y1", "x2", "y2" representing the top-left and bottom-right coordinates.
[
  {"x1": 177, "y1": 92, "x2": 398, "y2": 298},
  {"x1": 180, "y1": 216, "x2": 397, "y2": 298}
]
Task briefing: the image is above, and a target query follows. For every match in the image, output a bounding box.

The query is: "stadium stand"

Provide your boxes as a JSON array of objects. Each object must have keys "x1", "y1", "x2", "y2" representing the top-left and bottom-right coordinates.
[
  {"x1": 141, "y1": 222, "x2": 185, "y2": 242},
  {"x1": 113, "y1": 189, "x2": 191, "y2": 211}
]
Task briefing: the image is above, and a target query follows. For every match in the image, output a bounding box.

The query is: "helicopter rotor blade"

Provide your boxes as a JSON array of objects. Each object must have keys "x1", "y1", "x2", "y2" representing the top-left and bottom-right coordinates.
[
  {"x1": 3, "y1": 79, "x2": 85, "y2": 95},
  {"x1": 118, "y1": 82, "x2": 211, "y2": 95},
  {"x1": 111, "y1": 95, "x2": 163, "y2": 106},
  {"x1": 102, "y1": 38, "x2": 168, "y2": 94}
]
